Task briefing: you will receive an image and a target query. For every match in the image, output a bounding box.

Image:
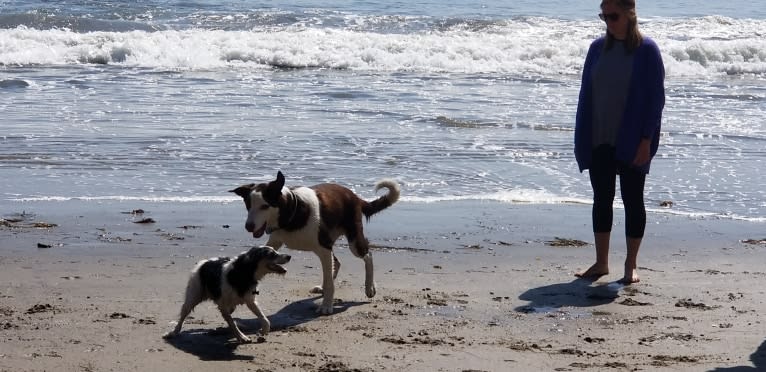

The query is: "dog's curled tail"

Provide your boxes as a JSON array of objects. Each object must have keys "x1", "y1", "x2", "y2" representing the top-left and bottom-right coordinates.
[{"x1": 363, "y1": 179, "x2": 400, "y2": 220}]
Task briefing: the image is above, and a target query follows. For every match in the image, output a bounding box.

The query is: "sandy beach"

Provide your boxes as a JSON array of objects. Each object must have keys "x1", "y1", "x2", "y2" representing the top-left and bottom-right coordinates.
[
  {"x1": 3, "y1": 0, "x2": 765, "y2": 371},
  {"x1": 1, "y1": 200, "x2": 765, "y2": 371}
]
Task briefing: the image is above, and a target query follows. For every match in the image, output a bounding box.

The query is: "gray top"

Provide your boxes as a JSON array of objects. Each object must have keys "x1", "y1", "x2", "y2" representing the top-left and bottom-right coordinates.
[{"x1": 591, "y1": 41, "x2": 634, "y2": 147}]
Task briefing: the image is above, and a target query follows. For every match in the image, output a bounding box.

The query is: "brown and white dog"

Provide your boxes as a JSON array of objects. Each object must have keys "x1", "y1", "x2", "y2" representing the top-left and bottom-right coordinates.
[{"x1": 230, "y1": 171, "x2": 400, "y2": 314}]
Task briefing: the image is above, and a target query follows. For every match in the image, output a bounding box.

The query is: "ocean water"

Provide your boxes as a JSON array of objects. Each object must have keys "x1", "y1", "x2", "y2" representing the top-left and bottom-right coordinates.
[{"x1": 1, "y1": 1, "x2": 765, "y2": 223}]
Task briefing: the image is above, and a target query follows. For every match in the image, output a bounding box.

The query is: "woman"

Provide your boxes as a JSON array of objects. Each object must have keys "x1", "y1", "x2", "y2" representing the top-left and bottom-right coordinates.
[{"x1": 574, "y1": 0, "x2": 665, "y2": 284}]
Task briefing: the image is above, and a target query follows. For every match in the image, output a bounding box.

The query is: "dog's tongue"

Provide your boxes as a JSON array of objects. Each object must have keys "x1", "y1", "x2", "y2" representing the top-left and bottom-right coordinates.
[{"x1": 253, "y1": 223, "x2": 266, "y2": 238}]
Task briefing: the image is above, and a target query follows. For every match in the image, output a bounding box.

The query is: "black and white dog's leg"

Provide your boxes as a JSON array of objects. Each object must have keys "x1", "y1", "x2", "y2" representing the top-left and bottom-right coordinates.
[
  {"x1": 313, "y1": 247, "x2": 335, "y2": 314},
  {"x1": 245, "y1": 297, "x2": 270, "y2": 335},
  {"x1": 163, "y1": 277, "x2": 204, "y2": 339},
  {"x1": 163, "y1": 298, "x2": 199, "y2": 338},
  {"x1": 220, "y1": 308, "x2": 250, "y2": 343}
]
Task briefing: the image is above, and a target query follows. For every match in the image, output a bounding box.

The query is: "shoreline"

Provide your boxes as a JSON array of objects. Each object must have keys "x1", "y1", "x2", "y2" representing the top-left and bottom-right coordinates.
[
  {"x1": 2, "y1": 200, "x2": 766, "y2": 371},
  {"x1": 2, "y1": 199, "x2": 763, "y2": 255}
]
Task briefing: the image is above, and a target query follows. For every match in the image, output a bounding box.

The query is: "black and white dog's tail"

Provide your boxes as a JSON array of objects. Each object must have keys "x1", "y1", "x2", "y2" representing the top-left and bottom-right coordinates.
[{"x1": 362, "y1": 179, "x2": 400, "y2": 220}]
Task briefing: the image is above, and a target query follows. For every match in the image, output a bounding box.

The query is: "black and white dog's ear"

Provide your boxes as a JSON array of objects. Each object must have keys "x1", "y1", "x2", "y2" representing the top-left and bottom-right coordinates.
[
  {"x1": 263, "y1": 171, "x2": 286, "y2": 206},
  {"x1": 229, "y1": 183, "x2": 255, "y2": 199}
]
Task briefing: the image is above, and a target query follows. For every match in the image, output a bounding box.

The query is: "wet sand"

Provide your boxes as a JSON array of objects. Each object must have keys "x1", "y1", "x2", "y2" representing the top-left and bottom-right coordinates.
[{"x1": 1, "y1": 200, "x2": 765, "y2": 371}]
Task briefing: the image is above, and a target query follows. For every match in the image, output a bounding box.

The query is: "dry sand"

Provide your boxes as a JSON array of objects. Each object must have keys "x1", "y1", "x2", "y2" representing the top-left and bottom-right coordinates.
[{"x1": 1, "y1": 200, "x2": 765, "y2": 371}]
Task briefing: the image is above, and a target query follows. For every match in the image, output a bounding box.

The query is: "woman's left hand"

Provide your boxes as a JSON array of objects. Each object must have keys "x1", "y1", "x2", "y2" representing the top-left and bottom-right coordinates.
[{"x1": 632, "y1": 138, "x2": 651, "y2": 166}]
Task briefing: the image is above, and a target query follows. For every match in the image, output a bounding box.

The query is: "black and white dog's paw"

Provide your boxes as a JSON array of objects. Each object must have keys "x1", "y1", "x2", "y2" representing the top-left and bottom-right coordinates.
[{"x1": 260, "y1": 320, "x2": 271, "y2": 335}]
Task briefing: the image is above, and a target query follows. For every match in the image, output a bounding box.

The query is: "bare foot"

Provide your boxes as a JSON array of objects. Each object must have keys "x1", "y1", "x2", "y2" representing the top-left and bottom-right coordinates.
[
  {"x1": 575, "y1": 263, "x2": 609, "y2": 279},
  {"x1": 617, "y1": 269, "x2": 640, "y2": 285}
]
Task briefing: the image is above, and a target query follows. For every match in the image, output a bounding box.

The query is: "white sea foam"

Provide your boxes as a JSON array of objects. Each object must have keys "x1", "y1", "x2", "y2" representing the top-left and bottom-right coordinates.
[
  {"x1": 1, "y1": 8, "x2": 764, "y2": 223},
  {"x1": 1, "y1": 16, "x2": 764, "y2": 77},
  {"x1": 10, "y1": 195, "x2": 235, "y2": 203},
  {"x1": 11, "y1": 193, "x2": 765, "y2": 222},
  {"x1": 12, "y1": 190, "x2": 585, "y2": 205},
  {"x1": 403, "y1": 189, "x2": 591, "y2": 205}
]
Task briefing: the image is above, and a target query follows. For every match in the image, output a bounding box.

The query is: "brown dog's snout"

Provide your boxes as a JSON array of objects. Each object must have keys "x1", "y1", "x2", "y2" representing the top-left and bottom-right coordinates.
[{"x1": 245, "y1": 221, "x2": 254, "y2": 232}]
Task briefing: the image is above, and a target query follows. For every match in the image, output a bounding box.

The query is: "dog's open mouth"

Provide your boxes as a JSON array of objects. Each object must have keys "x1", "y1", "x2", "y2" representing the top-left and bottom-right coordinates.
[
  {"x1": 267, "y1": 254, "x2": 290, "y2": 274},
  {"x1": 267, "y1": 262, "x2": 287, "y2": 274},
  {"x1": 253, "y1": 222, "x2": 266, "y2": 238}
]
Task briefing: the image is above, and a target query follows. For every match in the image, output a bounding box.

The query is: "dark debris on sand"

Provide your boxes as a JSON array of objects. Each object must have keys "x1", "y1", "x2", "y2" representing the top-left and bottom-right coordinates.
[
  {"x1": 675, "y1": 299, "x2": 720, "y2": 310},
  {"x1": 1, "y1": 215, "x2": 57, "y2": 229},
  {"x1": 25, "y1": 303, "x2": 57, "y2": 314},
  {"x1": 133, "y1": 218, "x2": 156, "y2": 224},
  {"x1": 546, "y1": 237, "x2": 588, "y2": 247},
  {"x1": 121, "y1": 209, "x2": 145, "y2": 215},
  {"x1": 619, "y1": 298, "x2": 652, "y2": 306},
  {"x1": 316, "y1": 361, "x2": 372, "y2": 372}
]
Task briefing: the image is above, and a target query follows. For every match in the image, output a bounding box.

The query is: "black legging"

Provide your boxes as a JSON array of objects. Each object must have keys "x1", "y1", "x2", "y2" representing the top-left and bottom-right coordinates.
[{"x1": 589, "y1": 144, "x2": 647, "y2": 238}]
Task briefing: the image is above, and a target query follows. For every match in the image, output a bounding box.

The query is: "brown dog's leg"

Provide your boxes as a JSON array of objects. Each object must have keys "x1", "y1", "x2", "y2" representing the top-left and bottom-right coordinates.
[
  {"x1": 332, "y1": 254, "x2": 341, "y2": 279},
  {"x1": 314, "y1": 248, "x2": 335, "y2": 315},
  {"x1": 348, "y1": 225, "x2": 376, "y2": 299}
]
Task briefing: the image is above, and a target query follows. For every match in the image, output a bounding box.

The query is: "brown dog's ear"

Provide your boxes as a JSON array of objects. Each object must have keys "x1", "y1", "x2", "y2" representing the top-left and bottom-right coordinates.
[
  {"x1": 229, "y1": 183, "x2": 255, "y2": 199},
  {"x1": 263, "y1": 171, "x2": 286, "y2": 206}
]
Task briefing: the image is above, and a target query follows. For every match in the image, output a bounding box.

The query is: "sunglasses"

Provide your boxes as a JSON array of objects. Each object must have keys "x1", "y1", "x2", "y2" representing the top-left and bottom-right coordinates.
[{"x1": 599, "y1": 12, "x2": 620, "y2": 22}]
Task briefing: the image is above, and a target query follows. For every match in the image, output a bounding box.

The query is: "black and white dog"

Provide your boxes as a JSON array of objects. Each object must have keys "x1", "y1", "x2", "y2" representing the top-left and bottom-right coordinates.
[
  {"x1": 230, "y1": 171, "x2": 400, "y2": 314},
  {"x1": 163, "y1": 246, "x2": 291, "y2": 343}
]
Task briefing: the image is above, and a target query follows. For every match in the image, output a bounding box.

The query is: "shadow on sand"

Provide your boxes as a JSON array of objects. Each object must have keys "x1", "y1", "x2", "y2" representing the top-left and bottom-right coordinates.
[
  {"x1": 708, "y1": 338, "x2": 766, "y2": 371},
  {"x1": 164, "y1": 295, "x2": 368, "y2": 360},
  {"x1": 515, "y1": 277, "x2": 621, "y2": 313}
]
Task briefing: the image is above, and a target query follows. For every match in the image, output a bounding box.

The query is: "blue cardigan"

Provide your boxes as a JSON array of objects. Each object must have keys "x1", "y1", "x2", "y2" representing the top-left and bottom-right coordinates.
[{"x1": 574, "y1": 36, "x2": 665, "y2": 174}]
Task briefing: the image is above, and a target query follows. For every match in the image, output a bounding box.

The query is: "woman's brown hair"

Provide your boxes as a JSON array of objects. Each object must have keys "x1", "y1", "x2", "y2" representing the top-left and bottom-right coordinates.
[{"x1": 601, "y1": 0, "x2": 643, "y2": 53}]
